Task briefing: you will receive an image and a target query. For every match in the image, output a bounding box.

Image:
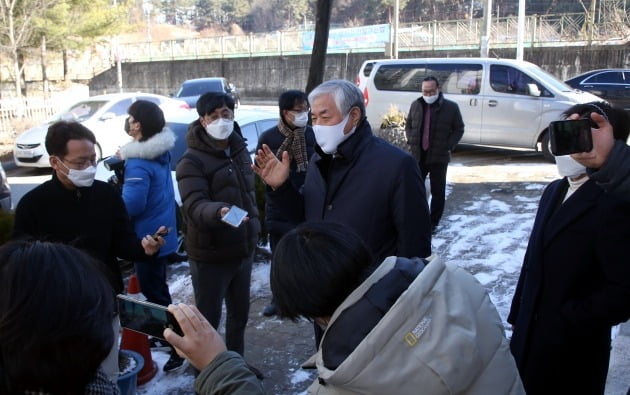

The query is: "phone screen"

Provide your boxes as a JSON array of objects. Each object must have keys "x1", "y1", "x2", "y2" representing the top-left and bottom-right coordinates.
[
  {"x1": 549, "y1": 118, "x2": 593, "y2": 156},
  {"x1": 221, "y1": 206, "x2": 248, "y2": 228},
  {"x1": 117, "y1": 295, "x2": 183, "y2": 340}
]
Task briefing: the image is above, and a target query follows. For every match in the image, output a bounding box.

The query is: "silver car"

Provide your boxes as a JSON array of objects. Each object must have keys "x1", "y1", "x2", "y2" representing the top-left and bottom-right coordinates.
[{"x1": 13, "y1": 93, "x2": 189, "y2": 168}]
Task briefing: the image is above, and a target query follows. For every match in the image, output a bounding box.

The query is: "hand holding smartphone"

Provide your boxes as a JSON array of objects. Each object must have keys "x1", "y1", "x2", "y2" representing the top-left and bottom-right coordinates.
[
  {"x1": 152, "y1": 226, "x2": 172, "y2": 241},
  {"x1": 221, "y1": 206, "x2": 248, "y2": 228},
  {"x1": 549, "y1": 118, "x2": 594, "y2": 156},
  {"x1": 117, "y1": 294, "x2": 183, "y2": 340}
]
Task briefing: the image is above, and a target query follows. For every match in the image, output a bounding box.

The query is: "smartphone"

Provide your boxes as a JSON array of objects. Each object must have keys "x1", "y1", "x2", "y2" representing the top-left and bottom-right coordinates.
[
  {"x1": 117, "y1": 294, "x2": 183, "y2": 340},
  {"x1": 221, "y1": 206, "x2": 248, "y2": 228},
  {"x1": 152, "y1": 227, "x2": 172, "y2": 241},
  {"x1": 549, "y1": 118, "x2": 594, "y2": 156}
]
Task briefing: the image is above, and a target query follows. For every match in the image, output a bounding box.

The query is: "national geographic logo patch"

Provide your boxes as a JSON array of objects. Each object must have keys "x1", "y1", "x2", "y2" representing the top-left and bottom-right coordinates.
[{"x1": 404, "y1": 317, "x2": 431, "y2": 347}]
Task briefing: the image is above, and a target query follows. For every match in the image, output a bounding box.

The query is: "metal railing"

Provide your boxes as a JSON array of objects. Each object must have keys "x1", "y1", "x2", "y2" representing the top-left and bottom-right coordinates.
[{"x1": 112, "y1": 12, "x2": 629, "y2": 63}]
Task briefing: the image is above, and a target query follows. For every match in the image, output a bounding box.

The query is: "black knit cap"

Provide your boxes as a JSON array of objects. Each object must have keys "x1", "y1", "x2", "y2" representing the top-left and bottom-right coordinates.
[{"x1": 127, "y1": 100, "x2": 165, "y2": 141}]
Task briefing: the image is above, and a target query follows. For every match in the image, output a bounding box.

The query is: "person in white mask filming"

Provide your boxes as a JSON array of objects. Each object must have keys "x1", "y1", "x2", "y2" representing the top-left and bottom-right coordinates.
[
  {"x1": 253, "y1": 79, "x2": 432, "y2": 346},
  {"x1": 12, "y1": 120, "x2": 165, "y2": 382},
  {"x1": 508, "y1": 102, "x2": 630, "y2": 395},
  {"x1": 176, "y1": 92, "x2": 261, "y2": 363}
]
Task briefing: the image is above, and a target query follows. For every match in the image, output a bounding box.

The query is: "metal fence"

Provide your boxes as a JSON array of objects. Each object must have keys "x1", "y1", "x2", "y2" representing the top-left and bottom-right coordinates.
[
  {"x1": 1, "y1": 11, "x2": 629, "y2": 136},
  {"x1": 114, "y1": 13, "x2": 629, "y2": 62}
]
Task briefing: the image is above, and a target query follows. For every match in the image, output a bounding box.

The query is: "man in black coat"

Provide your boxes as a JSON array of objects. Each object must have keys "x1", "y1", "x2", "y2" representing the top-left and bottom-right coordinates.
[
  {"x1": 253, "y1": 79, "x2": 431, "y2": 266},
  {"x1": 12, "y1": 120, "x2": 164, "y2": 381},
  {"x1": 508, "y1": 102, "x2": 630, "y2": 395},
  {"x1": 256, "y1": 90, "x2": 316, "y2": 317},
  {"x1": 405, "y1": 76, "x2": 464, "y2": 232}
]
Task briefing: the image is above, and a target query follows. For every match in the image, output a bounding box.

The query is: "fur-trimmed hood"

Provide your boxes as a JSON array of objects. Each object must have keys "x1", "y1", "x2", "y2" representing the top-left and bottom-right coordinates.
[{"x1": 119, "y1": 127, "x2": 176, "y2": 163}]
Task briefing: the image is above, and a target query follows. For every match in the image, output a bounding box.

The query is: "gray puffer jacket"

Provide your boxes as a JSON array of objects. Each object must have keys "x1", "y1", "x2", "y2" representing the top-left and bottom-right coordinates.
[
  {"x1": 306, "y1": 256, "x2": 524, "y2": 395},
  {"x1": 176, "y1": 120, "x2": 260, "y2": 263}
]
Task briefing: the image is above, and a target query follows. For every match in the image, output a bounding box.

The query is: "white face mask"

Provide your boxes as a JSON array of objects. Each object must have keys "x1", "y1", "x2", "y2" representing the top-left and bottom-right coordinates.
[
  {"x1": 313, "y1": 113, "x2": 355, "y2": 154},
  {"x1": 423, "y1": 94, "x2": 439, "y2": 105},
  {"x1": 292, "y1": 111, "x2": 309, "y2": 128},
  {"x1": 58, "y1": 160, "x2": 97, "y2": 188},
  {"x1": 205, "y1": 118, "x2": 234, "y2": 140},
  {"x1": 555, "y1": 155, "x2": 586, "y2": 178}
]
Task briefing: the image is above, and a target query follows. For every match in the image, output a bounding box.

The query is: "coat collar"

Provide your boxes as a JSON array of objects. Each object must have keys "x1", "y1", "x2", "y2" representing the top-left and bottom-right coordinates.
[
  {"x1": 542, "y1": 178, "x2": 601, "y2": 246},
  {"x1": 119, "y1": 127, "x2": 175, "y2": 161}
]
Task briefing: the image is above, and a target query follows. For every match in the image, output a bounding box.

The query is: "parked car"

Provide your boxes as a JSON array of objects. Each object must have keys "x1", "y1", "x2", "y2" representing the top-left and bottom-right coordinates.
[
  {"x1": 13, "y1": 93, "x2": 189, "y2": 168},
  {"x1": 565, "y1": 69, "x2": 630, "y2": 111},
  {"x1": 173, "y1": 77, "x2": 241, "y2": 109},
  {"x1": 0, "y1": 162, "x2": 11, "y2": 211},
  {"x1": 95, "y1": 107, "x2": 279, "y2": 260},
  {"x1": 361, "y1": 57, "x2": 601, "y2": 161}
]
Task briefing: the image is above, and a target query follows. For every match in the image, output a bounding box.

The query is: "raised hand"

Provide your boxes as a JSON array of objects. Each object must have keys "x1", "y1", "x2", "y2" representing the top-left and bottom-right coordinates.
[{"x1": 251, "y1": 144, "x2": 291, "y2": 189}]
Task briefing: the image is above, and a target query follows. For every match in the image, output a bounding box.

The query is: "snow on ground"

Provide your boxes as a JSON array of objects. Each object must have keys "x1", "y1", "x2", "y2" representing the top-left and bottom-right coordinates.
[{"x1": 136, "y1": 160, "x2": 558, "y2": 394}]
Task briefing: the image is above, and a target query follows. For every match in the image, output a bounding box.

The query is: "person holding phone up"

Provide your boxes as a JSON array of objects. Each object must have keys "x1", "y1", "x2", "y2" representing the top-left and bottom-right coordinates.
[
  {"x1": 508, "y1": 102, "x2": 630, "y2": 394},
  {"x1": 176, "y1": 92, "x2": 260, "y2": 361},
  {"x1": 119, "y1": 100, "x2": 184, "y2": 372},
  {"x1": 570, "y1": 102, "x2": 630, "y2": 203}
]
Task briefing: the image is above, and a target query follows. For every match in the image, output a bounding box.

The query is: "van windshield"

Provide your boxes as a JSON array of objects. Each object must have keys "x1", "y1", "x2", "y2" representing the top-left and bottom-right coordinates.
[{"x1": 526, "y1": 65, "x2": 573, "y2": 92}]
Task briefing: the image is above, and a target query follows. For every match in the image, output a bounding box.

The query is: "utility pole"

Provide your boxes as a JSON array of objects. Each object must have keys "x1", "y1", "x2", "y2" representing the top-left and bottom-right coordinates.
[
  {"x1": 393, "y1": 0, "x2": 399, "y2": 59},
  {"x1": 481, "y1": 0, "x2": 493, "y2": 57},
  {"x1": 516, "y1": 0, "x2": 525, "y2": 60}
]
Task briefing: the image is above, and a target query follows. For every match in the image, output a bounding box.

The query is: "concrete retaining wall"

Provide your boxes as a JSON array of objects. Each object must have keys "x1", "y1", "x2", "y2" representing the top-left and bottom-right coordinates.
[{"x1": 89, "y1": 44, "x2": 630, "y2": 102}]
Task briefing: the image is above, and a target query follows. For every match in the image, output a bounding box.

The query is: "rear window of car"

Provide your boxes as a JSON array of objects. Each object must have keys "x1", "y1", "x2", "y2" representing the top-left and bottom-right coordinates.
[
  {"x1": 178, "y1": 80, "x2": 223, "y2": 97},
  {"x1": 373, "y1": 63, "x2": 483, "y2": 95},
  {"x1": 585, "y1": 71, "x2": 626, "y2": 84}
]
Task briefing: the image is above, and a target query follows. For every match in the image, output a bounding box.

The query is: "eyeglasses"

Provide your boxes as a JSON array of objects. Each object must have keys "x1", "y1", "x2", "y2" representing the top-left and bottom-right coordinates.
[{"x1": 59, "y1": 157, "x2": 96, "y2": 170}]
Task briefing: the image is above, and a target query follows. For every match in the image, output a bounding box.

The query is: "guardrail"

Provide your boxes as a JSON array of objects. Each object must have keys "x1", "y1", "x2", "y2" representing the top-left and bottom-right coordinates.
[{"x1": 114, "y1": 13, "x2": 629, "y2": 62}]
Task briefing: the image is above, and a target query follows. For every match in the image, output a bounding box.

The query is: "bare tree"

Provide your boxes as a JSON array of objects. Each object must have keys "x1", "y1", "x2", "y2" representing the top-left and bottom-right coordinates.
[
  {"x1": 0, "y1": 0, "x2": 51, "y2": 97},
  {"x1": 305, "y1": 0, "x2": 332, "y2": 93}
]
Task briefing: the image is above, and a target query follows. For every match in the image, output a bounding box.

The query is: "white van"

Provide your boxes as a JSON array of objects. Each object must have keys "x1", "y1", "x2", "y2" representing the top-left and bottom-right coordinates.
[{"x1": 362, "y1": 57, "x2": 601, "y2": 160}]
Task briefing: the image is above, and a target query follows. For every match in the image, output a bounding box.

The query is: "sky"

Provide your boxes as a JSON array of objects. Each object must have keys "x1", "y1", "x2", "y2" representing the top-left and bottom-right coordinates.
[{"x1": 134, "y1": 159, "x2": 560, "y2": 394}]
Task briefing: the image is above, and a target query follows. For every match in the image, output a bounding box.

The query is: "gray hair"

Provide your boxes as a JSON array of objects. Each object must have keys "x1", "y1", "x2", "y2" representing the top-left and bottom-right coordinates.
[{"x1": 308, "y1": 80, "x2": 365, "y2": 118}]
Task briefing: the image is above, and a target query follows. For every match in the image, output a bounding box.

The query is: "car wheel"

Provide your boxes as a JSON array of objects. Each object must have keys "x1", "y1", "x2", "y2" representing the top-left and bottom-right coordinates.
[{"x1": 540, "y1": 131, "x2": 554, "y2": 163}]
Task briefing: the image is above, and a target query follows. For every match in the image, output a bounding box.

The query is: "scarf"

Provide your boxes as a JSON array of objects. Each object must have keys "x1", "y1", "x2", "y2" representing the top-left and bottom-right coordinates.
[{"x1": 276, "y1": 118, "x2": 308, "y2": 172}]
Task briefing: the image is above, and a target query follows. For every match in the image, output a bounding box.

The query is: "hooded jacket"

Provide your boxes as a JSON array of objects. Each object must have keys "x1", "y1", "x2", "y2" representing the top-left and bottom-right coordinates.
[
  {"x1": 176, "y1": 120, "x2": 260, "y2": 263},
  {"x1": 405, "y1": 92, "x2": 464, "y2": 164},
  {"x1": 120, "y1": 128, "x2": 178, "y2": 257},
  {"x1": 306, "y1": 256, "x2": 524, "y2": 395}
]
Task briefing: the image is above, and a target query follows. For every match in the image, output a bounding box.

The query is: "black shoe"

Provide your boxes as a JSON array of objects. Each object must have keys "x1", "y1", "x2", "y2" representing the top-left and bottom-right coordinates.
[
  {"x1": 262, "y1": 303, "x2": 277, "y2": 317},
  {"x1": 163, "y1": 351, "x2": 187, "y2": 372}
]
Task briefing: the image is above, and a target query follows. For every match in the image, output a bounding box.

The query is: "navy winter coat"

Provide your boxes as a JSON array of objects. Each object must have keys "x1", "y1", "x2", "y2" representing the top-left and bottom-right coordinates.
[
  {"x1": 269, "y1": 118, "x2": 432, "y2": 262},
  {"x1": 508, "y1": 178, "x2": 630, "y2": 394}
]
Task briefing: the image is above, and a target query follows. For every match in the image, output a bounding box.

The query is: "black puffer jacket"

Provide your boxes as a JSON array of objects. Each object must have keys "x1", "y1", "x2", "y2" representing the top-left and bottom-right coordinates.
[
  {"x1": 405, "y1": 93, "x2": 464, "y2": 164},
  {"x1": 176, "y1": 120, "x2": 260, "y2": 263}
]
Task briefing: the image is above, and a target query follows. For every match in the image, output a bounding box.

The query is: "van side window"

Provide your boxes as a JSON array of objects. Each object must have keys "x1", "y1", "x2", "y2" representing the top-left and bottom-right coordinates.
[
  {"x1": 373, "y1": 63, "x2": 482, "y2": 95},
  {"x1": 429, "y1": 64, "x2": 482, "y2": 95},
  {"x1": 374, "y1": 64, "x2": 428, "y2": 92},
  {"x1": 490, "y1": 65, "x2": 550, "y2": 97}
]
